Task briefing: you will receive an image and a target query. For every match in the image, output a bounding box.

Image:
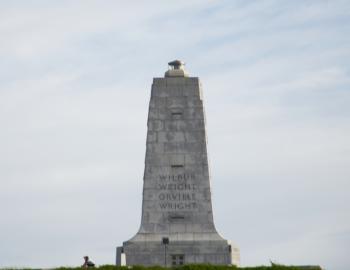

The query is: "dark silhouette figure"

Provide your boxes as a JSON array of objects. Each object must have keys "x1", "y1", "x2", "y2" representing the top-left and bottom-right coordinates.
[{"x1": 82, "y1": 256, "x2": 95, "y2": 268}]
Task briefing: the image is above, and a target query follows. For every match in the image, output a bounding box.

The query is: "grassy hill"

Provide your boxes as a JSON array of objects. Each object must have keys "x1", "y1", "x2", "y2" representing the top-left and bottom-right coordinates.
[{"x1": 1, "y1": 263, "x2": 323, "y2": 270}]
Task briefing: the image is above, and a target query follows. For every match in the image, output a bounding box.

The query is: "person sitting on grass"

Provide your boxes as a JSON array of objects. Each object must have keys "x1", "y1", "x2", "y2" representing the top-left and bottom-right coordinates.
[{"x1": 82, "y1": 256, "x2": 95, "y2": 268}]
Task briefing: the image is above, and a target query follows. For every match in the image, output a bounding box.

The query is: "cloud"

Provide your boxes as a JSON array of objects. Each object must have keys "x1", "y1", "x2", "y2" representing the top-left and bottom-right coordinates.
[{"x1": 0, "y1": 1, "x2": 349, "y2": 269}]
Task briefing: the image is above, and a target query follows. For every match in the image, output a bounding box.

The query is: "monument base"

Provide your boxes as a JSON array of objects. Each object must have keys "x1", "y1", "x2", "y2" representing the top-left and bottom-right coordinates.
[{"x1": 116, "y1": 233, "x2": 240, "y2": 266}]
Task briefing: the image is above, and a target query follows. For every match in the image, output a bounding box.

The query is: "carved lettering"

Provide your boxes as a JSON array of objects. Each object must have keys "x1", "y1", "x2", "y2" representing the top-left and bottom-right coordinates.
[
  {"x1": 159, "y1": 174, "x2": 195, "y2": 182},
  {"x1": 158, "y1": 192, "x2": 196, "y2": 201},
  {"x1": 159, "y1": 202, "x2": 197, "y2": 210},
  {"x1": 157, "y1": 183, "x2": 196, "y2": 190},
  {"x1": 157, "y1": 174, "x2": 197, "y2": 211}
]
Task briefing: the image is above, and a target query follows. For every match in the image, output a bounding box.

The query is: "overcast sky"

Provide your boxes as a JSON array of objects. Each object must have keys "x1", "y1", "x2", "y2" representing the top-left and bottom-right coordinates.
[{"x1": 0, "y1": 1, "x2": 349, "y2": 270}]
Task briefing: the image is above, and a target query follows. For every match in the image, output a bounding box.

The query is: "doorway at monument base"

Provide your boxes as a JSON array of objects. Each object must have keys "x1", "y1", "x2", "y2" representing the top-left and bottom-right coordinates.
[{"x1": 116, "y1": 233, "x2": 240, "y2": 266}]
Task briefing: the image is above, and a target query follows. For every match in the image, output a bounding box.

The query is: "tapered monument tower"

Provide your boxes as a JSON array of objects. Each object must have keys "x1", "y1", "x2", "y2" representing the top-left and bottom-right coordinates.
[{"x1": 116, "y1": 60, "x2": 239, "y2": 266}]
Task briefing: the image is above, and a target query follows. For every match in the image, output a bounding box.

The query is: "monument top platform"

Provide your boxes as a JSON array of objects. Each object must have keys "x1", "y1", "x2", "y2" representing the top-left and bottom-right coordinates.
[{"x1": 165, "y1": 59, "x2": 189, "y2": 77}]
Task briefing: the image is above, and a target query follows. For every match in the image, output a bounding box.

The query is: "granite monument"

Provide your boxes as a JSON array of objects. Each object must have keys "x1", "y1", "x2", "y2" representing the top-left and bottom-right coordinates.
[{"x1": 116, "y1": 60, "x2": 240, "y2": 266}]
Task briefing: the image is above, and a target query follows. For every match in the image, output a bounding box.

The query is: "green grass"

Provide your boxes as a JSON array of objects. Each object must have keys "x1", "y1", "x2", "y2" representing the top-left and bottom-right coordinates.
[{"x1": 1, "y1": 264, "x2": 322, "y2": 270}]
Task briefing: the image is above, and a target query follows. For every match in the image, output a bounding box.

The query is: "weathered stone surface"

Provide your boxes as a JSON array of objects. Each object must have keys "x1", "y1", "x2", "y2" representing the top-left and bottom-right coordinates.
[{"x1": 117, "y1": 62, "x2": 239, "y2": 266}]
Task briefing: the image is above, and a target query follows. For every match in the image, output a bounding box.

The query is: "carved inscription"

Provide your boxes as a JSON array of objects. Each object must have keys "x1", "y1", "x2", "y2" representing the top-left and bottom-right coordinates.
[{"x1": 157, "y1": 174, "x2": 197, "y2": 211}]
